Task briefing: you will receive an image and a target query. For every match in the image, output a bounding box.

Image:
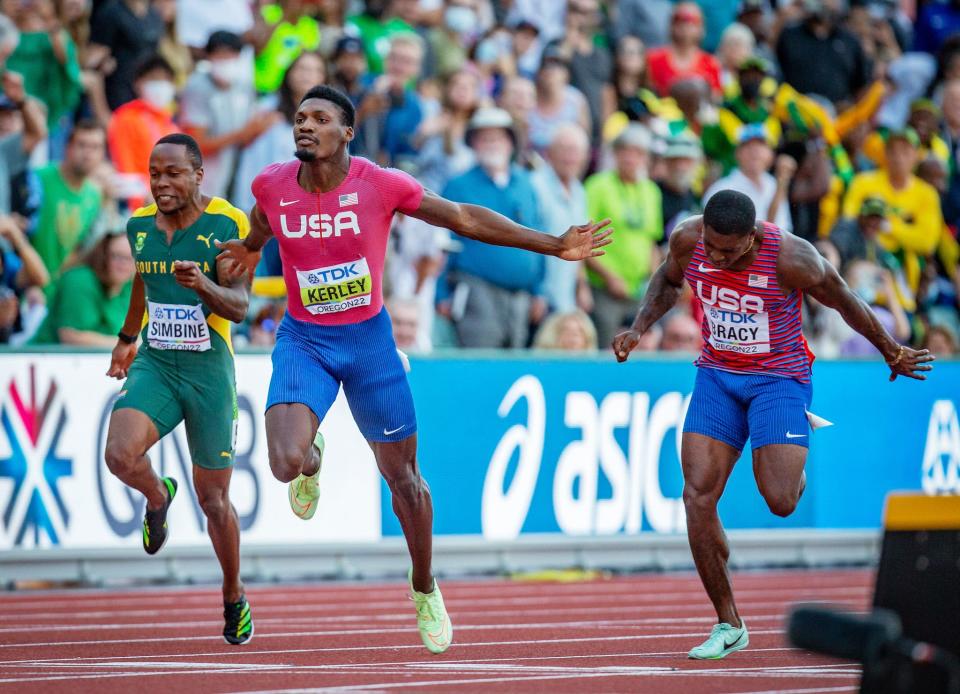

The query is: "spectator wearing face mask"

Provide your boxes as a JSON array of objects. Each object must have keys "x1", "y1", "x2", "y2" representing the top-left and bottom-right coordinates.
[
  {"x1": 106, "y1": 54, "x2": 180, "y2": 209},
  {"x1": 427, "y1": 0, "x2": 483, "y2": 79},
  {"x1": 180, "y1": 31, "x2": 279, "y2": 200}
]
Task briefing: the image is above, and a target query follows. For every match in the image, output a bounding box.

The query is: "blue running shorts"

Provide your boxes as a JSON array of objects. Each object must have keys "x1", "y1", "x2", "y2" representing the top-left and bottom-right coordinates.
[
  {"x1": 682, "y1": 367, "x2": 813, "y2": 451},
  {"x1": 267, "y1": 308, "x2": 417, "y2": 443}
]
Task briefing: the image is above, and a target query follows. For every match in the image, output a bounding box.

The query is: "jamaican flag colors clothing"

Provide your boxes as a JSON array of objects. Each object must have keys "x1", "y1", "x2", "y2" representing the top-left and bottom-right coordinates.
[{"x1": 114, "y1": 197, "x2": 249, "y2": 469}]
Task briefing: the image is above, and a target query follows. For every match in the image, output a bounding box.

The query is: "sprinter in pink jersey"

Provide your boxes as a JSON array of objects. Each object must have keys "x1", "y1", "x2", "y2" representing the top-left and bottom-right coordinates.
[
  {"x1": 613, "y1": 190, "x2": 933, "y2": 660},
  {"x1": 216, "y1": 85, "x2": 612, "y2": 654}
]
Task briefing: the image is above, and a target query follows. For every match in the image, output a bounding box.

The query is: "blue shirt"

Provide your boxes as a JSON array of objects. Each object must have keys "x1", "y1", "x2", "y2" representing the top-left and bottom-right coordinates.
[
  {"x1": 381, "y1": 89, "x2": 423, "y2": 165},
  {"x1": 914, "y1": 1, "x2": 960, "y2": 54},
  {"x1": 530, "y1": 165, "x2": 586, "y2": 312},
  {"x1": 440, "y1": 164, "x2": 545, "y2": 296}
]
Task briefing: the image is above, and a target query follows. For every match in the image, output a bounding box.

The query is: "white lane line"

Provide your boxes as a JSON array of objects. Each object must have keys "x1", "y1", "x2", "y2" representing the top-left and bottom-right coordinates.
[{"x1": 0, "y1": 584, "x2": 869, "y2": 618}]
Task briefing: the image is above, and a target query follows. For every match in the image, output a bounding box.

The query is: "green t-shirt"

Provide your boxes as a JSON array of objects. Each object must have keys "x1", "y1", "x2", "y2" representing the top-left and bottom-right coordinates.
[
  {"x1": 6, "y1": 31, "x2": 82, "y2": 126},
  {"x1": 345, "y1": 14, "x2": 416, "y2": 75},
  {"x1": 584, "y1": 171, "x2": 664, "y2": 297},
  {"x1": 32, "y1": 164, "x2": 103, "y2": 278},
  {"x1": 127, "y1": 197, "x2": 248, "y2": 360},
  {"x1": 31, "y1": 265, "x2": 132, "y2": 344},
  {"x1": 254, "y1": 5, "x2": 321, "y2": 93}
]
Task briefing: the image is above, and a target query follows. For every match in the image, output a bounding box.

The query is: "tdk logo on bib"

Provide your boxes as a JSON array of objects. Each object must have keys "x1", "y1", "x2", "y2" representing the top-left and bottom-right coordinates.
[
  {"x1": 306, "y1": 264, "x2": 360, "y2": 285},
  {"x1": 154, "y1": 306, "x2": 201, "y2": 321}
]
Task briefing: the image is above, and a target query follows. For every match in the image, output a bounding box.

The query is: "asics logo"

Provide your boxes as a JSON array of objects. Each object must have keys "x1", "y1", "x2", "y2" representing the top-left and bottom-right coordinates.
[
  {"x1": 785, "y1": 432, "x2": 807, "y2": 439},
  {"x1": 698, "y1": 262, "x2": 722, "y2": 273},
  {"x1": 279, "y1": 199, "x2": 299, "y2": 207}
]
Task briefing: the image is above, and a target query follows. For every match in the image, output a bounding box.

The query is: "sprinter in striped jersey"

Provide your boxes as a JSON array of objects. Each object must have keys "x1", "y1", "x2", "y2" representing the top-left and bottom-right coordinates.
[{"x1": 612, "y1": 190, "x2": 933, "y2": 660}]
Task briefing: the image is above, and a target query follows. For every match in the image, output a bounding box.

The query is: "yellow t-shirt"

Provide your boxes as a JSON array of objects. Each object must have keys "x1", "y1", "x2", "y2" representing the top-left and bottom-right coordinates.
[{"x1": 842, "y1": 171, "x2": 943, "y2": 292}]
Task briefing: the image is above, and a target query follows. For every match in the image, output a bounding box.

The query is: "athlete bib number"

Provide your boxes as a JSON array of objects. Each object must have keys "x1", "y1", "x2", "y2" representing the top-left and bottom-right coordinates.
[
  {"x1": 297, "y1": 258, "x2": 372, "y2": 315},
  {"x1": 147, "y1": 301, "x2": 212, "y2": 351},
  {"x1": 705, "y1": 307, "x2": 770, "y2": 354}
]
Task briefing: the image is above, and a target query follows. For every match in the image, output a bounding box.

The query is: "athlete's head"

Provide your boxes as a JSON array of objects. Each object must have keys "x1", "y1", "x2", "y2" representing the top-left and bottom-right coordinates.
[
  {"x1": 149, "y1": 133, "x2": 204, "y2": 215},
  {"x1": 294, "y1": 85, "x2": 355, "y2": 163},
  {"x1": 702, "y1": 190, "x2": 757, "y2": 269}
]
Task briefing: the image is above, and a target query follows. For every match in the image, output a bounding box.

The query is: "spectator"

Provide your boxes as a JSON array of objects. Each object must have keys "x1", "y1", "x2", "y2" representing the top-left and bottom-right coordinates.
[
  {"x1": 347, "y1": 0, "x2": 417, "y2": 75},
  {"x1": 610, "y1": 0, "x2": 672, "y2": 50},
  {"x1": 526, "y1": 45, "x2": 590, "y2": 154},
  {"x1": 702, "y1": 123, "x2": 794, "y2": 232},
  {"x1": 775, "y1": 0, "x2": 869, "y2": 108},
  {"x1": 922, "y1": 324, "x2": 959, "y2": 357},
  {"x1": 584, "y1": 123, "x2": 663, "y2": 346},
  {"x1": 153, "y1": 0, "x2": 193, "y2": 88},
  {"x1": 387, "y1": 296, "x2": 423, "y2": 351},
  {"x1": 736, "y1": 0, "x2": 777, "y2": 73},
  {"x1": 646, "y1": 3, "x2": 722, "y2": 98},
  {"x1": 511, "y1": 18, "x2": 543, "y2": 80},
  {"x1": 785, "y1": 135, "x2": 832, "y2": 242},
  {"x1": 551, "y1": 0, "x2": 613, "y2": 144},
  {"x1": 659, "y1": 310, "x2": 702, "y2": 352},
  {"x1": 31, "y1": 230, "x2": 134, "y2": 346},
  {"x1": 0, "y1": 213, "x2": 49, "y2": 343},
  {"x1": 532, "y1": 310, "x2": 597, "y2": 351},
  {"x1": 355, "y1": 33, "x2": 425, "y2": 167},
  {"x1": 842, "y1": 128, "x2": 943, "y2": 298},
  {"x1": 656, "y1": 131, "x2": 703, "y2": 234},
  {"x1": 531, "y1": 123, "x2": 590, "y2": 313},
  {"x1": 4, "y1": 0, "x2": 83, "y2": 141},
  {"x1": 438, "y1": 107, "x2": 545, "y2": 348},
  {"x1": 106, "y1": 54, "x2": 180, "y2": 208},
  {"x1": 426, "y1": 0, "x2": 481, "y2": 79},
  {"x1": 0, "y1": 70, "x2": 47, "y2": 218},
  {"x1": 245, "y1": 301, "x2": 285, "y2": 347},
  {"x1": 89, "y1": 0, "x2": 164, "y2": 110},
  {"x1": 329, "y1": 35, "x2": 370, "y2": 107},
  {"x1": 251, "y1": 0, "x2": 321, "y2": 94},
  {"x1": 716, "y1": 22, "x2": 755, "y2": 95},
  {"x1": 30, "y1": 119, "x2": 105, "y2": 282},
  {"x1": 234, "y1": 51, "x2": 327, "y2": 226},
  {"x1": 180, "y1": 31, "x2": 277, "y2": 200},
  {"x1": 413, "y1": 68, "x2": 481, "y2": 194},
  {"x1": 865, "y1": 100, "x2": 950, "y2": 171},
  {"x1": 56, "y1": 0, "x2": 112, "y2": 125},
  {"x1": 497, "y1": 75, "x2": 536, "y2": 163},
  {"x1": 612, "y1": 35, "x2": 652, "y2": 123},
  {"x1": 837, "y1": 260, "x2": 911, "y2": 357},
  {"x1": 504, "y1": 0, "x2": 567, "y2": 44}
]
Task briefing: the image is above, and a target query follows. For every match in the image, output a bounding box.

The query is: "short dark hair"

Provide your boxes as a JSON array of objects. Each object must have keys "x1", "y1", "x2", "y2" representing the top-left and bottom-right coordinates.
[
  {"x1": 154, "y1": 133, "x2": 203, "y2": 169},
  {"x1": 703, "y1": 190, "x2": 756, "y2": 236},
  {"x1": 299, "y1": 85, "x2": 355, "y2": 128},
  {"x1": 134, "y1": 53, "x2": 175, "y2": 82},
  {"x1": 67, "y1": 118, "x2": 105, "y2": 144},
  {"x1": 206, "y1": 30, "x2": 243, "y2": 55}
]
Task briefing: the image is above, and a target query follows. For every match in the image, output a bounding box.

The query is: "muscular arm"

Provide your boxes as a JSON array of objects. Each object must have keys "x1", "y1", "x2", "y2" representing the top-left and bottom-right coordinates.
[
  {"x1": 243, "y1": 204, "x2": 273, "y2": 252},
  {"x1": 779, "y1": 234, "x2": 933, "y2": 380},
  {"x1": 613, "y1": 216, "x2": 700, "y2": 360},
  {"x1": 177, "y1": 258, "x2": 250, "y2": 324},
  {"x1": 408, "y1": 189, "x2": 612, "y2": 260}
]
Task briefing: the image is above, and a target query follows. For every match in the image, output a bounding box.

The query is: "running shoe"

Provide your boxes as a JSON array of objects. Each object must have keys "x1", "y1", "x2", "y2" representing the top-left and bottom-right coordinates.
[
  {"x1": 142, "y1": 477, "x2": 177, "y2": 555},
  {"x1": 223, "y1": 594, "x2": 254, "y2": 645},
  {"x1": 288, "y1": 431, "x2": 324, "y2": 520},
  {"x1": 409, "y1": 569, "x2": 453, "y2": 654},
  {"x1": 688, "y1": 620, "x2": 749, "y2": 659}
]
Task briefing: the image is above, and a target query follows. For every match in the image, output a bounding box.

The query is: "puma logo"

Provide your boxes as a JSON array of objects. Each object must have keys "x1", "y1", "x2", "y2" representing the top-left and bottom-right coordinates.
[{"x1": 196, "y1": 233, "x2": 215, "y2": 248}]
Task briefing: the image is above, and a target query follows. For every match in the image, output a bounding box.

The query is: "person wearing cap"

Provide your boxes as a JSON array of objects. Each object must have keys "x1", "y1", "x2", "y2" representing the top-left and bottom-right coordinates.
[
  {"x1": 646, "y1": 3, "x2": 722, "y2": 98},
  {"x1": 330, "y1": 36, "x2": 371, "y2": 107},
  {"x1": 437, "y1": 107, "x2": 547, "y2": 348},
  {"x1": 703, "y1": 122, "x2": 794, "y2": 232},
  {"x1": 531, "y1": 122, "x2": 591, "y2": 313},
  {"x1": 584, "y1": 123, "x2": 663, "y2": 346},
  {"x1": 842, "y1": 127, "x2": 943, "y2": 297},
  {"x1": 526, "y1": 44, "x2": 591, "y2": 154},
  {"x1": 656, "y1": 132, "x2": 703, "y2": 234},
  {"x1": 180, "y1": 31, "x2": 276, "y2": 200},
  {"x1": 864, "y1": 100, "x2": 950, "y2": 171},
  {"x1": 775, "y1": 0, "x2": 869, "y2": 107}
]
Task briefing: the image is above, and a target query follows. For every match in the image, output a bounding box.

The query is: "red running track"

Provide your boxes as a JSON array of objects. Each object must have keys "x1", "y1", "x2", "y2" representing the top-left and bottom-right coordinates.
[{"x1": 0, "y1": 568, "x2": 869, "y2": 693}]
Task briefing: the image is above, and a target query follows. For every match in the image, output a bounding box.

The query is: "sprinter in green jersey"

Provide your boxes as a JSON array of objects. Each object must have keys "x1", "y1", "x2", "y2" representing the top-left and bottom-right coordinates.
[{"x1": 104, "y1": 134, "x2": 254, "y2": 645}]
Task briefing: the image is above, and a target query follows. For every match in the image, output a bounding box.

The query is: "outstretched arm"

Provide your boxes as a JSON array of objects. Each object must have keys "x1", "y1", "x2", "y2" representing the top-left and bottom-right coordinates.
[
  {"x1": 215, "y1": 204, "x2": 270, "y2": 274},
  {"x1": 409, "y1": 189, "x2": 613, "y2": 261},
  {"x1": 780, "y1": 235, "x2": 934, "y2": 381},
  {"x1": 613, "y1": 217, "x2": 699, "y2": 361}
]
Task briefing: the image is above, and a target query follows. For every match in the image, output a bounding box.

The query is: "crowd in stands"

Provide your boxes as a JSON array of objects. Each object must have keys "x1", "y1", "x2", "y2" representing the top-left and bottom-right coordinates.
[{"x1": 0, "y1": 0, "x2": 958, "y2": 358}]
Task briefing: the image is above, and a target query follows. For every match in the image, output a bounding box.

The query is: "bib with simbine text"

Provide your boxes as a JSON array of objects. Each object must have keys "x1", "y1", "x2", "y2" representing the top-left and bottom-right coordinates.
[{"x1": 147, "y1": 301, "x2": 212, "y2": 351}]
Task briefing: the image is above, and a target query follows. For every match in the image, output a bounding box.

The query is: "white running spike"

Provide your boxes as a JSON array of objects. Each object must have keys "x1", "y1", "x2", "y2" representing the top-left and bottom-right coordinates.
[{"x1": 805, "y1": 410, "x2": 834, "y2": 430}]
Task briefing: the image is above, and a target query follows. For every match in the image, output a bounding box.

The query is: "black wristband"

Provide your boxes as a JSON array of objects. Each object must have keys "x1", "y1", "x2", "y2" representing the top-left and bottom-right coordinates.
[{"x1": 117, "y1": 331, "x2": 137, "y2": 345}]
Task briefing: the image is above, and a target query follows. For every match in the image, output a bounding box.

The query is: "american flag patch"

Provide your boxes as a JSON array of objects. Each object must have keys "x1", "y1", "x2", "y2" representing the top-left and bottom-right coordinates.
[
  {"x1": 339, "y1": 192, "x2": 358, "y2": 207},
  {"x1": 748, "y1": 274, "x2": 768, "y2": 288}
]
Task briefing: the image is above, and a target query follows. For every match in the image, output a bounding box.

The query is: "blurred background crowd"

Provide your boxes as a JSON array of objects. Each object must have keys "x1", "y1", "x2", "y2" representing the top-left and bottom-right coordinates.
[{"x1": 0, "y1": 0, "x2": 958, "y2": 358}]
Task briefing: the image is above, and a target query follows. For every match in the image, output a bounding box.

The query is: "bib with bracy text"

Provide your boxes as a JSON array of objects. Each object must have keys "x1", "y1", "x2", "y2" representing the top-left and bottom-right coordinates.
[
  {"x1": 147, "y1": 301, "x2": 212, "y2": 351},
  {"x1": 705, "y1": 306, "x2": 770, "y2": 355},
  {"x1": 296, "y1": 258, "x2": 372, "y2": 315}
]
